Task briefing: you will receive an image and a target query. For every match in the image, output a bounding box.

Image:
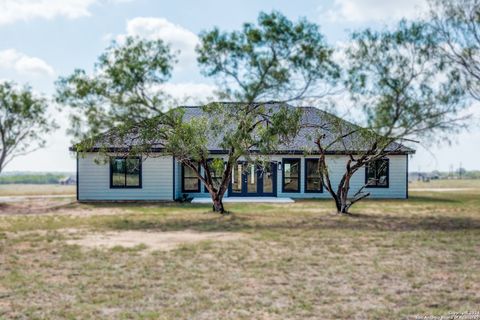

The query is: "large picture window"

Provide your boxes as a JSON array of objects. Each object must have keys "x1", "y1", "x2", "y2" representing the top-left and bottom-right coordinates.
[
  {"x1": 305, "y1": 159, "x2": 323, "y2": 193},
  {"x1": 282, "y1": 158, "x2": 300, "y2": 193},
  {"x1": 182, "y1": 163, "x2": 200, "y2": 192},
  {"x1": 365, "y1": 159, "x2": 389, "y2": 188},
  {"x1": 110, "y1": 157, "x2": 142, "y2": 188}
]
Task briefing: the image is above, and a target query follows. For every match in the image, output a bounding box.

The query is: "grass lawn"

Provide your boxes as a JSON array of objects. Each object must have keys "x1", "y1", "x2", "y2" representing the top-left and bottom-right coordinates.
[
  {"x1": 0, "y1": 184, "x2": 76, "y2": 196},
  {"x1": 0, "y1": 190, "x2": 479, "y2": 319}
]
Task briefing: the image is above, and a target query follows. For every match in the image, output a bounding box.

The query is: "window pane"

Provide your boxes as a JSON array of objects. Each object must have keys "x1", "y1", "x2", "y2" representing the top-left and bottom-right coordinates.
[
  {"x1": 184, "y1": 178, "x2": 199, "y2": 191},
  {"x1": 126, "y1": 158, "x2": 141, "y2": 187},
  {"x1": 206, "y1": 160, "x2": 223, "y2": 189},
  {"x1": 262, "y1": 164, "x2": 273, "y2": 193},
  {"x1": 231, "y1": 163, "x2": 243, "y2": 193},
  {"x1": 366, "y1": 162, "x2": 377, "y2": 185},
  {"x1": 183, "y1": 165, "x2": 197, "y2": 178},
  {"x1": 306, "y1": 159, "x2": 322, "y2": 192},
  {"x1": 283, "y1": 159, "x2": 300, "y2": 192},
  {"x1": 377, "y1": 160, "x2": 388, "y2": 186},
  {"x1": 183, "y1": 163, "x2": 199, "y2": 191},
  {"x1": 246, "y1": 164, "x2": 257, "y2": 193},
  {"x1": 284, "y1": 178, "x2": 299, "y2": 192},
  {"x1": 366, "y1": 159, "x2": 388, "y2": 187},
  {"x1": 112, "y1": 158, "x2": 126, "y2": 187}
]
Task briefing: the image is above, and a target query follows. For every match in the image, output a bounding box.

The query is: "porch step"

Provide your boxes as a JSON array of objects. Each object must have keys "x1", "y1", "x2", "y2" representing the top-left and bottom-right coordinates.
[{"x1": 191, "y1": 197, "x2": 294, "y2": 204}]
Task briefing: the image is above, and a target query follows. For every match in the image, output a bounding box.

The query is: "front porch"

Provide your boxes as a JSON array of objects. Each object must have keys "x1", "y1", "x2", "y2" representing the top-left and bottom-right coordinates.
[{"x1": 191, "y1": 197, "x2": 294, "y2": 203}]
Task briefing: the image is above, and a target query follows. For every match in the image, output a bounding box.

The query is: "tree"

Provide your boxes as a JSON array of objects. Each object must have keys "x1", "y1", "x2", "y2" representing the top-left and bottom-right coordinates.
[
  {"x1": 56, "y1": 36, "x2": 176, "y2": 144},
  {"x1": 310, "y1": 21, "x2": 466, "y2": 214},
  {"x1": 57, "y1": 12, "x2": 338, "y2": 213},
  {"x1": 428, "y1": 0, "x2": 480, "y2": 100},
  {"x1": 0, "y1": 82, "x2": 57, "y2": 173},
  {"x1": 185, "y1": 11, "x2": 338, "y2": 212}
]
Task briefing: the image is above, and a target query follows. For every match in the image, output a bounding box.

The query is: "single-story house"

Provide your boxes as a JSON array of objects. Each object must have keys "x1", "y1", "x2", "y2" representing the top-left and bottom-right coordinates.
[{"x1": 72, "y1": 103, "x2": 415, "y2": 202}]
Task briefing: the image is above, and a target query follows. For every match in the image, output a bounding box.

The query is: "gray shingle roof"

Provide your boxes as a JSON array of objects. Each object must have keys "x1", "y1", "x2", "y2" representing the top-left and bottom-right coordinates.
[{"x1": 80, "y1": 102, "x2": 415, "y2": 154}]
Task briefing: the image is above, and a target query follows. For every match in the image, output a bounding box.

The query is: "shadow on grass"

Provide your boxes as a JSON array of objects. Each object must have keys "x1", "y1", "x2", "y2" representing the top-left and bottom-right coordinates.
[{"x1": 97, "y1": 211, "x2": 480, "y2": 234}]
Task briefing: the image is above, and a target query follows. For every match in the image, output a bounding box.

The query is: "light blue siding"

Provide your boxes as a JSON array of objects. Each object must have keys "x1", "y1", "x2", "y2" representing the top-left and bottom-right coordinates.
[
  {"x1": 79, "y1": 153, "x2": 408, "y2": 201},
  {"x1": 78, "y1": 153, "x2": 173, "y2": 201},
  {"x1": 273, "y1": 154, "x2": 407, "y2": 199}
]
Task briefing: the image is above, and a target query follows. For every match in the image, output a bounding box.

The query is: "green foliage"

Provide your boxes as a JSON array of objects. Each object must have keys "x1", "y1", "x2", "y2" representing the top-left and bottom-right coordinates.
[
  {"x1": 347, "y1": 20, "x2": 466, "y2": 142},
  {"x1": 428, "y1": 0, "x2": 480, "y2": 100},
  {"x1": 56, "y1": 36, "x2": 177, "y2": 144},
  {"x1": 197, "y1": 11, "x2": 339, "y2": 102},
  {"x1": 311, "y1": 20, "x2": 467, "y2": 214},
  {"x1": 0, "y1": 82, "x2": 57, "y2": 173}
]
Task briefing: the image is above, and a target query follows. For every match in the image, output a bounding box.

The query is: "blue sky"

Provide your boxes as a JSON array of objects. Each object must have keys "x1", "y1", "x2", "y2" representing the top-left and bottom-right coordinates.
[{"x1": 0, "y1": 0, "x2": 478, "y2": 173}]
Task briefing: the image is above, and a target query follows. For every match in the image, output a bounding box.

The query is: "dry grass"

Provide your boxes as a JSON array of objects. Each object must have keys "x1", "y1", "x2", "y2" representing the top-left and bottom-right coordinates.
[
  {"x1": 0, "y1": 190, "x2": 479, "y2": 319},
  {"x1": 0, "y1": 184, "x2": 76, "y2": 196},
  {"x1": 409, "y1": 178, "x2": 480, "y2": 189}
]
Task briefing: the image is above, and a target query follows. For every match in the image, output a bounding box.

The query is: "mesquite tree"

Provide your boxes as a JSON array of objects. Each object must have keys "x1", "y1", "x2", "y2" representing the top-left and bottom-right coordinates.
[
  {"x1": 188, "y1": 11, "x2": 338, "y2": 212},
  {"x1": 165, "y1": 102, "x2": 302, "y2": 213},
  {"x1": 0, "y1": 82, "x2": 57, "y2": 173},
  {"x1": 428, "y1": 0, "x2": 480, "y2": 100},
  {"x1": 311, "y1": 21, "x2": 466, "y2": 214}
]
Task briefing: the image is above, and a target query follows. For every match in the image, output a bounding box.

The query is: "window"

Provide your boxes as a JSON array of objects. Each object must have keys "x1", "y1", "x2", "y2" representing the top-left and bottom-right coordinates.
[
  {"x1": 282, "y1": 158, "x2": 300, "y2": 192},
  {"x1": 182, "y1": 163, "x2": 200, "y2": 192},
  {"x1": 365, "y1": 159, "x2": 389, "y2": 188},
  {"x1": 204, "y1": 159, "x2": 223, "y2": 192},
  {"x1": 110, "y1": 157, "x2": 142, "y2": 188},
  {"x1": 305, "y1": 159, "x2": 323, "y2": 193}
]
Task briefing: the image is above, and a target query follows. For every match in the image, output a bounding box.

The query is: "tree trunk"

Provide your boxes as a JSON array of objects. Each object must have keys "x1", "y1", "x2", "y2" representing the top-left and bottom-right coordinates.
[
  {"x1": 336, "y1": 184, "x2": 351, "y2": 214},
  {"x1": 212, "y1": 195, "x2": 225, "y2": 214}
]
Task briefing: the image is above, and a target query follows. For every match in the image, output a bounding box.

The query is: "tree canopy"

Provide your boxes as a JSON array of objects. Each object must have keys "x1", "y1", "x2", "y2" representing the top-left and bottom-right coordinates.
[
  {"x1": 311, "y1": 21, "x2": 466, "y2": 213},
  {"x1": 0, "y1": 82, "x2": 57, "y2": 173}
]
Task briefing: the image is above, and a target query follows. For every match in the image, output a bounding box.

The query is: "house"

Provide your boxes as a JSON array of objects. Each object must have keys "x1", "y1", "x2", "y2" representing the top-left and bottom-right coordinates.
[
  {"x1": 58, "y1": 176, "x2": 76, "y2": 185},
  {"x1": 72, "y1": 103, "x2": 414, "y2": 202}
]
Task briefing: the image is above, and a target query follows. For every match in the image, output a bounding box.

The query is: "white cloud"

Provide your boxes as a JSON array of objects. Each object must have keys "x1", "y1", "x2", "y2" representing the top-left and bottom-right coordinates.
[
  {"x1": 0, "y1": 0, "x2": 132, "y2": 26},
  {"x1": 0, "y1": 49, "x2": 55, "y2": 76},
  {"x1": 324, "y1": 0, "x2": 428, "y2": 23},
  {"x1": 117, "y1": 17, "x2": 199, "y2": 68}
]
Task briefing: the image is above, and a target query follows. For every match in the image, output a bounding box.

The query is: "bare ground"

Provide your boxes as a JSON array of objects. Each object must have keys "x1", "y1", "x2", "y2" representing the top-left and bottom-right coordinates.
[{"x1": 66, "y1": 229, "x2": 246, "y2": 252}]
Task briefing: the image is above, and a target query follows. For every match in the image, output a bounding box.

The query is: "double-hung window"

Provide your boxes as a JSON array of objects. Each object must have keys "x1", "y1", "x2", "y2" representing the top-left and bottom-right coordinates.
[
  {"x1": 305, "y1": 159, "x2": 323, "y2": 193},
  {"x1": 365, "y1": 159, "x2": 389, "y2": 188},
  {"x1": 282, "y1": 158, "x2": 300, "y2": 192},
  {"x1": 110, "y1": 157, "x2": 142, "y2": 188},
  {"x1": 182, "y1": 163, "x2": 200, "y2": 192}
]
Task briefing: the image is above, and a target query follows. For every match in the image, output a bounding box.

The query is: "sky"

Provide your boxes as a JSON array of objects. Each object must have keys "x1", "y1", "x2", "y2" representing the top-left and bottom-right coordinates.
[{"x1": 0, "y1": 0, "x2": 478, "y2": 173}]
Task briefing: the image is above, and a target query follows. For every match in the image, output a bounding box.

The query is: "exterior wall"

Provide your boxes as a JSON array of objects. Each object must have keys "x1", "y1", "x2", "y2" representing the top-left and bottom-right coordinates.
[
  {"x1": 175, "y1": 154, "x2": 408, "y2": 200},
  {"x1": 78, "y1": 153, "x2": 408, "y2": 201},
  {"x1": 78, "y1": 153, "x2": 174, "y2": 201},
  {"x1": 282, "y1": 154, "x2": 407, "y2": 199}
]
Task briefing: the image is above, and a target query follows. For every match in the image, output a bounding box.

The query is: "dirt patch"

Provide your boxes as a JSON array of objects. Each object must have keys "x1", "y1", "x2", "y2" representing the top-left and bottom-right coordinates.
[
  {"x1": 65, "y1": 229, "x2": 246, "y2": 252},
  {"x1": 0, "y1": 199, "x2": 126, "y2": 216}
]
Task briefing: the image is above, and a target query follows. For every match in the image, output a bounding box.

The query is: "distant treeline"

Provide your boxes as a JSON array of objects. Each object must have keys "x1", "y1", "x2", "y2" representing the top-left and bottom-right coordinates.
[
  {"x1": 0, "y1": 173, "x2": 68, "y2": 184},
  {"x1": 410, "y1": 170, "x2": 480, "y2": 180}
]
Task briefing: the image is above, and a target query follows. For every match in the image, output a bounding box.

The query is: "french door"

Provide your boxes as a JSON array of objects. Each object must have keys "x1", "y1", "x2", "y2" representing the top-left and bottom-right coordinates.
[{"x1": 229, "y1": 162, "x2": 276, "y2": 196}]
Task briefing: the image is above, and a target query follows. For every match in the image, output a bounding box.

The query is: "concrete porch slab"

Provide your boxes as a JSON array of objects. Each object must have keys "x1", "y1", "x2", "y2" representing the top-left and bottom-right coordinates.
[{"x1": 191, "y1": 197, "x2": 294, "y2": 204}]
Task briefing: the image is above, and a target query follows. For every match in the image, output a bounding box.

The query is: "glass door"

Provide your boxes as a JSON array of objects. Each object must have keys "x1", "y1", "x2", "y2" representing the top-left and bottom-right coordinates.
[
  {"x1": 246, "y1": 163, "x2": 258, "y2": 194},
  {"x1": 229, "y1": 162, "x2": 276, "y2": 197},
  {"x1": 230, "y1": 162, "x2": 244, "y2": 195}
]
